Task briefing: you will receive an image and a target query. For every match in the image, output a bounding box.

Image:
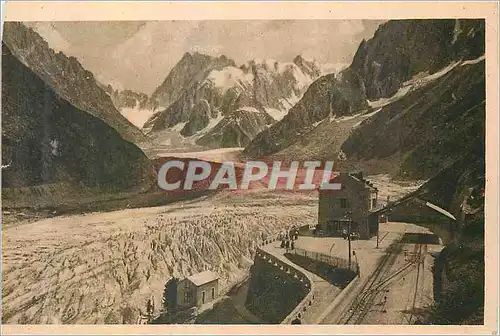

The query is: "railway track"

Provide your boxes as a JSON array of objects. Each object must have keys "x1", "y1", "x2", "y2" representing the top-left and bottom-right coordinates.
[
  {"x1": 340, "y1": 240, "x2": 427, "y2": 325},
  {"x1": 339, "y1": 240, "x2": 402, "y2": 324},
  {"x1": 407, "y1": 244, "x2": 427, "y2": 324}
]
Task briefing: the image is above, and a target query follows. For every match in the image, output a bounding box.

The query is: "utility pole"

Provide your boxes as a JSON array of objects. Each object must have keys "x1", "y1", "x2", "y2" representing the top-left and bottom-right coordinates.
[
  {"x1": 353, "y1": 250, "x2": 359, "y2": 275},
  {"x1": 329, "y1": 242, "x2": 336, "y2": 258},
  {"x1": 376, "y1": 225, "x2": 379, "y2": 249},
  {"x1": 347, "y1": 215, "x2": 352, "y2": 271}
]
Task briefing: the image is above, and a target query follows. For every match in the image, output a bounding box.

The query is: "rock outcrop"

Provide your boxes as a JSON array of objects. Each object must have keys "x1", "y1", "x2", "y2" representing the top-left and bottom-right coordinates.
[
  {"x1": 2, "y1": 22, "x2": 146, "y2": 143},
  {"x1": 102, "y1": 85, "x2": 149, "y2": 110}
]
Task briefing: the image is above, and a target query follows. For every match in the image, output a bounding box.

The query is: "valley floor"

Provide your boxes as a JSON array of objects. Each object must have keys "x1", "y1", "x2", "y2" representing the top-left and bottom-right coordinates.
[
  {"x1": 2, "y1": 189, "x2": 318, "y2": 324},
  {"x1": 1, "y1": 153, "x2": 424, "y2": 324}
]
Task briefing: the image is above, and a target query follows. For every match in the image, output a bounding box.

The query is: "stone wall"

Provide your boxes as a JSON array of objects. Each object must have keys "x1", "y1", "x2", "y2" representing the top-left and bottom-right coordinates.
[
  {"x1": 245, "y1": 247, "x2": 314, "y2": 324},
  {"x1": 284, "y1": 253, "x2": 356, "y2": 288}
]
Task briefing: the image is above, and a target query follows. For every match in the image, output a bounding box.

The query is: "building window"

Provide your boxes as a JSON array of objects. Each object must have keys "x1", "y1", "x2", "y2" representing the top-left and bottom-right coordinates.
[
  {"x1": 339, "y1": 198, "x2": 348, "y2": 208},
  {"x1": 326, "y1": 220, "x2": 335, "y2": 232},
  {"x1": 202, "y1": 291, "x2": 206, "y2": 304},
  {"x1": 211, "y1": 287, "x2": 215, "y2": 299},
  {"x1": 372, "y1": 198, "x2": 377, "y2": 209},
  {"x1": 184, "y1": 290, "x2": 191, "y2": 304}
]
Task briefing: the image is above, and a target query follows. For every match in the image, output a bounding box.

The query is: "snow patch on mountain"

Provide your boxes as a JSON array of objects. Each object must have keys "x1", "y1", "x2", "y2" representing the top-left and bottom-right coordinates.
[
  {"x1": 120, "y1": 107, "x2": 156, "y2": 128},
  {"x1": 171, "y1": 122, "x2": 189, "y2": 133},
  {"x1": 461, "y1": 55, "x2": 485, "y2": 66},
  {"x1": 264, "y1": 107, "x2": 287, "y2": 121},
  {"x1": 334, "y1": 113, "x2": 363, "y2": 122},
  {"x1": 205, "y1": 67, "x2": 253, "y2": 91},
  {"x1": 237, "y1": 106, "x2": 261, "y2": 113},
  {"x1": 368, "y1": 61, "x2": 462, "y2": 109},
  {"x1": 290, "y1": 66, "x2": 314, "y2": 91},
  {"x1": 199, "y1": 113, "x2": 225, "y2": 135},
  {"x1": 312, "y1": 120, "x2": 323, "y2": 128}
]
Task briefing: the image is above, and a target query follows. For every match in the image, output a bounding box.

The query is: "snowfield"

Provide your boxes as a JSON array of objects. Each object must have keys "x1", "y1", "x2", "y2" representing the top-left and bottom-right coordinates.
[
  {"x1": 205, "y1": 67, "x2": 253, "y2": 92},
  {"x1": 264, "y1": 107, "x2": 287, "y2": 121},
  {"x1": 119, "y1": 100, "x2": 156, "y2": 128}
]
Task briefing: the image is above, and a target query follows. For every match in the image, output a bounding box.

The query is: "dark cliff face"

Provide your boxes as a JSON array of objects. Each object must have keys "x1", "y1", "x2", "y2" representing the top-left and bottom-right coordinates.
[
  {"x1": 349, "y1": 19, "x2": 485, "y2": 100},
  {"x1": 1, "y1": 44, "x2": 153, "y2": 190},
  {"x1": 2, "y1": 22, "x2": 146, "y2": 143},
  {"x1": 244, "y1": 19, "x2": 484, "y2": 158},
  {"x1": 341, "y1": 60, "x2": 485, "y2": 179},
  {"x1": 396, "y1": 126, "x2": 485, "y2": 325}
]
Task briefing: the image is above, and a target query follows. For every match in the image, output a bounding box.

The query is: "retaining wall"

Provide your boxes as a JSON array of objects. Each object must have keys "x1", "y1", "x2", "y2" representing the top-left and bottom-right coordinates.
[{"x1": 245, "y1": 240, "x2": 316, "y2": 324}]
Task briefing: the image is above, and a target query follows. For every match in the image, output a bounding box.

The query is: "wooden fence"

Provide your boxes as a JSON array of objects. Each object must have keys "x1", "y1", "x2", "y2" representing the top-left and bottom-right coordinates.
[{"x1": 289, "y1": 247, "x2": 358, "y2": 272}]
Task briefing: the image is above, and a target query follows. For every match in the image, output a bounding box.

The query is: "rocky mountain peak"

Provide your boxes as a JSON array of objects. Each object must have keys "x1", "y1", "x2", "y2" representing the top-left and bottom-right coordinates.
[
  {"x1": 2, "y1": 22, "x2": 145, "y2": 143},
  {"x1": 147, "y1": 52, "x2": 236, "y2": 111},
  {"x1": 144, "y1": 54, "x2": 324, "y2": 149},
  {"x1": 348, "y1": 19, "x2": 484, "y2": 100}
]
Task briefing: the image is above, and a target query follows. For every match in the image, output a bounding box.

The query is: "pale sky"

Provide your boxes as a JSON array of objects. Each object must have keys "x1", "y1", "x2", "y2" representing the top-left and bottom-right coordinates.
[{"x1": 28, "y1": 20, "x2": 384, "y2": 95}]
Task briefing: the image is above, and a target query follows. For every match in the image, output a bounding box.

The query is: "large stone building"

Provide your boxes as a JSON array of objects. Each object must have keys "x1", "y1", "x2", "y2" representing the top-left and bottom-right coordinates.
[
  {"x1": 176, "y1": 270, "x2": 219, "y2": 309},
  {"x1": 318, "y1": 172, "x2": 380, "y2": 239}
]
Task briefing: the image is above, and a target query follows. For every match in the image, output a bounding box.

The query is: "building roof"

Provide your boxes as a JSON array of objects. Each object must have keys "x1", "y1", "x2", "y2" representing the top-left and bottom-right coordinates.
[
  {"x1": 369, "y1": 204, "x2": 385, "y2": 214},
  {"x1": 425, "y1": 201, "x2": 457, "y2": 221},
  {"x1": 370, "y1": 194, "x2": 457, "y2": 221},
  {"x1": 187, "y1": 270, "x2": 219, "y2": 287},
  {"x1": 349, "y1": 172, "x2": 377, "y2": 190},
  {"x1": 326, "y1": 172, "x2": 378, "y2": 192}
]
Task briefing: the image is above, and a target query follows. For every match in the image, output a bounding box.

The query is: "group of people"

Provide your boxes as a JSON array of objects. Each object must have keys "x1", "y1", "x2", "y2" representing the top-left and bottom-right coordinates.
[{"x1": 278, "y1": 226, "x2": 300, "y2": 251}]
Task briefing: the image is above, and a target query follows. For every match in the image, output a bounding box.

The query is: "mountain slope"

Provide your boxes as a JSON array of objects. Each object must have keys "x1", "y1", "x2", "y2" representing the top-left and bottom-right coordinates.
[
  {"x1": 243, "y1": 19, "x2": 485, "y2": 158},
  {"x1": 144, "y1": 54, "x2": 322, "y2": 148},
  {"x1": 391, "y1": 136, "x2": 485, "y2": 325},
  {"x1": 341, "y1": 59, "x2": 485, "y2": 179},
  {"x1": 1, "y1": 43, "x2": 153, "y2": 191},
  {"x1": 2, "y1": 22, "x2": 146, "y2": 143},
  {"x1": 243, "y1": 68, "x2": 368, "y2": 157}
]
